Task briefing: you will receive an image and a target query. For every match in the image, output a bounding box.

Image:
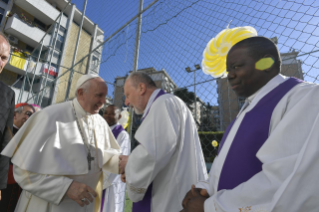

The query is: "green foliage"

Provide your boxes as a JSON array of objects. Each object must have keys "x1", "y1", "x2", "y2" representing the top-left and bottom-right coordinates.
[{"x1": 198, "y1": 131, "x2": 224, "y2": 162}]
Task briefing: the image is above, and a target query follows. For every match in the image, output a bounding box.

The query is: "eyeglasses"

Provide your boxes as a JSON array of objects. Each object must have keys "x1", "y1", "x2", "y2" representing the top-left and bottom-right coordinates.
[{"x1": 25, "y1": 111, "x2": 33, "y2": 117}]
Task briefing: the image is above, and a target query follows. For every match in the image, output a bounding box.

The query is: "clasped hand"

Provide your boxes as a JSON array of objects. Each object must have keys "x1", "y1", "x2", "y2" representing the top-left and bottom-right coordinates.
[
  {"x1": 180, "y1": 185, "x2": 209, "y2": 212},
  {"x1": 119, "y1": 155, "x2": 129, "y2": 183},
  {"x1": 66, "y1": 181, "x2": 97, "y2": 207}
]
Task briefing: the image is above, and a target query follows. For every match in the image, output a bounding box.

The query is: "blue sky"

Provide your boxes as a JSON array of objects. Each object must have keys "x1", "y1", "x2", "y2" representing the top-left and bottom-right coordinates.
[{"x1": 70, "y1": 0, "x2": 319, "y2": 105}]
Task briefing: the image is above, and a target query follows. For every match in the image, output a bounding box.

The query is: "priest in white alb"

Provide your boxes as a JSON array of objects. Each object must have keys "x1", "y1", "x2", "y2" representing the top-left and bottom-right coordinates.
[
  {"x1": 181, "y1": 34, "x2": 319, "y2": 211},
  {"x1": 1, "y1": 74, "x2": 121, "y2": 212},
  {"x1": 119, "y1": 72, "x2": 208, "y2": 212}
]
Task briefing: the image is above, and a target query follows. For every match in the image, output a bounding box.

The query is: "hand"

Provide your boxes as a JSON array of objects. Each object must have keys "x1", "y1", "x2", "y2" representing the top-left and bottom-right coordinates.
[
  {"x1": 181, "y1": 185, "x2": 209, "y2": 212},
  {"x1": 66, "y1": 181, "x2": 97, "y2": 207},
  {"x1": 121, "y1": 173, "x2": 126, "y2": 183},
  {"x1": 182, "y1": 185, "x2": 208, "y2": 208},
  {"x1": 119, "y1": 155, "x2": 129, "y2": 174}
]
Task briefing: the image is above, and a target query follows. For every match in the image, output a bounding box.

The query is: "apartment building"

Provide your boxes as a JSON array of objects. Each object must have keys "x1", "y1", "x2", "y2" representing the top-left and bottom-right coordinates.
[
  {"x1": 0, "y1": 0, "x2": 104, "y2": 106},
  {"x1": 113, "y1": 67, "x2": 178, "y2": 108}
]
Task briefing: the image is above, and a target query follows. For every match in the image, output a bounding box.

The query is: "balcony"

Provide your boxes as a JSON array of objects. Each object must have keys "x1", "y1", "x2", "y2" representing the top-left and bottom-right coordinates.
[
  {"x1": 4, "y1": 14, "x2": 51, "y2": 48},
  {"x1": 12, "y1": 87, "x2": 37, "y2": 104},
  {"x1": 5, "y1": 49, "x2": 44, "y2": 76},
  {"x1": 14, "y1": 0, "x2": 68, "y2": 28}
]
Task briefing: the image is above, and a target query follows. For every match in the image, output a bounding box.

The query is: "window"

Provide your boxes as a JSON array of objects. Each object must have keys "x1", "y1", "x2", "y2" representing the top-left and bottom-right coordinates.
[
  {"x1": 59, "y1": 26, "x2": 66, "y2": 35},
  {"x1": 34, "y1": 18, "x2": 46, "y2": 31},
  {"x1": 91, "y1": 56, "x2": 99, "y2": 70},
  {"x1": 25, "y1": 45, "x2": 34, "y2": 54},
  {"x1": 54, "y1": 34, "x2": 64, "y2": 51},
  {"x1": 0, "y1": 7, "x2": 4, "y2": 24}
]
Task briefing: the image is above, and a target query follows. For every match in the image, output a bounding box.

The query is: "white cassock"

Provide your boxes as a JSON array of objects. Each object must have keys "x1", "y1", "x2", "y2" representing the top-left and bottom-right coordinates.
[
  {"x1": 196, "y1": 74, "x2": 319, "y2": 212},
  {"x1": 102, "y1": 123, "x2": 131, "y2": 212},
  {"x1": 1, "y1": 98, "x2": 121, "y2": 212},
  {"x1": 125, "y1": 89, "x2": 208, "y2": 212}
]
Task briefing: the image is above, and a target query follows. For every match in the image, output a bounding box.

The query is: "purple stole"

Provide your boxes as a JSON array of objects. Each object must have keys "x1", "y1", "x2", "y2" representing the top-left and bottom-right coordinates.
[
  {"x1": 112, "y1": 124, "x2": 125, "y2": 139},
  {"x1": 100, "y1": 124, "x2": 125, "y2": 211},
  {"x1": 217, "y1": 78, "x2": 302, "y2": 191},
  {"x1": 133, "y1": 89, "x2": 166, "y2": 212}
]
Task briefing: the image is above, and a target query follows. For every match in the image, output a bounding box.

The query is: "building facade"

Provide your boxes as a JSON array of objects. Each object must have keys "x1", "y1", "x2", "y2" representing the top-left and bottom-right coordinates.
[
  {"x1": 113, "y1": 67, "x2": 178, "y2": 108},
  {"x1": 0, "y1": 0, "x2": 104, "y2": 106}
]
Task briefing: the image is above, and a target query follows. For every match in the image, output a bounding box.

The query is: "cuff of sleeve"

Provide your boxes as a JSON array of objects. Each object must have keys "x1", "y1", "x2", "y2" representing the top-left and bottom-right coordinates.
[
  {"x1": 56, "y1": 178, "x2": 73, "y2": 205},
  {"x1": 204, "y1": 196, "x2": 217, "y2": 212},
  {"x1": 196, "y1": 181, "x2": 210, "y2": 191},
  {"x1": 103, "y1": 155, "x2": 119, "y2": 174}
]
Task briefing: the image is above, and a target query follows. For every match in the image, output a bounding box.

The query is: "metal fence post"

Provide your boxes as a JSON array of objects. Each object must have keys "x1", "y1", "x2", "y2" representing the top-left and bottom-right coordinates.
[
  {"x1": 38, "y1": 11, "x2": 63, "y2": 106},
  {"x1": 128, "y1": 0, "x2": 144, "y2": 143},
  {"x1": 26, "y1": 41, "x2": 44, "y2": 103},
  {"x1": 64, "y1": 0, "x2": 88, "y2": 101}
]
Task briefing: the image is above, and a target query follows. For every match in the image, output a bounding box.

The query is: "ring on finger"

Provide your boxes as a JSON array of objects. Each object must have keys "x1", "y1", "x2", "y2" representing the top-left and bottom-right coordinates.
[{"x1": 81, "y1": 198, "x2": 86, "y2": 203}]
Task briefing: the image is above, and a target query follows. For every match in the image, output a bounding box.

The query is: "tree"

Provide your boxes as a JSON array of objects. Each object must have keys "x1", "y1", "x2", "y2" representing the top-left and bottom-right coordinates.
[{"x1": 174, "y1": 88, "x2": 196, "y2": 110}]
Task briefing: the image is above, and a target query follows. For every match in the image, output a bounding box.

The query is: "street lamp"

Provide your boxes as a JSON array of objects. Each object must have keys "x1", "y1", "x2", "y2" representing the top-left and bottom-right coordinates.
[{"x1": 185, "y1": 64, "x2": 201, "y2": 124}]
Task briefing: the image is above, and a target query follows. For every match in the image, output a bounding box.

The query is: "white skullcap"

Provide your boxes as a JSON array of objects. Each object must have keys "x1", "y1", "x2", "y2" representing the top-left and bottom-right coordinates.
[{"x1": 76, "y1": 74, "x2": 101, "y2": 90}]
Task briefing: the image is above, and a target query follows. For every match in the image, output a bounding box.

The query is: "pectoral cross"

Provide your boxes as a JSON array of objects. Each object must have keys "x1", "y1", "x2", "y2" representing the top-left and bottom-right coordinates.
[{"x1": 87, "y1": 152, "x2": 95, "y2": 170}]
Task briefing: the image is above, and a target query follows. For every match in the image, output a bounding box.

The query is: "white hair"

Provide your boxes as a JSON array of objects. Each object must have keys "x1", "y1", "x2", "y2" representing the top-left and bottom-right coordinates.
[{"x1": 75, "y1": 79, "x2": 92, "y2": 97}]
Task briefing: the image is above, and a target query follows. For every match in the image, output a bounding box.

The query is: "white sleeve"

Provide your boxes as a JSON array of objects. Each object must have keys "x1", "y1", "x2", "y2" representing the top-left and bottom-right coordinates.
[
  {"x1": 204, "y1": 85, "x2": 319, "y2": 212},
  {"x1": 13, "y1": 165, "x2": 73, "y2": 205},
  {"x1": 125, "y1": 145, "x2": 167, "y2": 202},
  {"x1": 118, "y1": 131, "x2": 131, "y2": 156},
  {"x1": 125, "y1": 99, "x2": 180, "y2": 202},
  {"x1": 104, "y1": 131, "x2": 131, "y2": 189}
]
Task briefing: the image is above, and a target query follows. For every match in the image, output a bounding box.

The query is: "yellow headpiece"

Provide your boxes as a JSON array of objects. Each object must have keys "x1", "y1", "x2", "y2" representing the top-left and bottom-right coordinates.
[{"x1": 202, "y1": 26, "x2": 258, "y2": 78}]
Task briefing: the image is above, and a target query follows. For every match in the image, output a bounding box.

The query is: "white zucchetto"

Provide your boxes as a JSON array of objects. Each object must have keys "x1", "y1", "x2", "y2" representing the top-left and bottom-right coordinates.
[{"x1": 76, "y1": 74, "x2": 101, "y2": 90}]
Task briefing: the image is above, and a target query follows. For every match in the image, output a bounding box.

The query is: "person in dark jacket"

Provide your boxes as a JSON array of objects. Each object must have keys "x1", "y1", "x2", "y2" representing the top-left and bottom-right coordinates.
[{"x1": 0, "y1": 32, "x2": 15, "y2": 205}]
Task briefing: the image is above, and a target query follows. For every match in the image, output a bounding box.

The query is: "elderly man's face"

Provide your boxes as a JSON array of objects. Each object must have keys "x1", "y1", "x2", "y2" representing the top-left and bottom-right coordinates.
[
  {"x1": 226, "y1": 46, "x2": 266, "y2": 97},
  {"x1": 103, "y1": 106, "x2": 119, "y2": 126},
  {"x1": 80, "y1": 78, "x2": 107, "y2": 114},
  {"x1": 124, "y1": 79, "x2": 144, "y2": 115},
  {"x1": 0, "y1": 37, "x2": 10, "y2": 74},
  {"x1": 14, "y1": 106, "x2": 34, "y2": 128}
]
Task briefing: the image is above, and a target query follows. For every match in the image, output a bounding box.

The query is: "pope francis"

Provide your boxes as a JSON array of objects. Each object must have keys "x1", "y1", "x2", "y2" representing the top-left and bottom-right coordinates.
[{"x1": 1, "y1": 74, "x2": 121, "y2": 212}]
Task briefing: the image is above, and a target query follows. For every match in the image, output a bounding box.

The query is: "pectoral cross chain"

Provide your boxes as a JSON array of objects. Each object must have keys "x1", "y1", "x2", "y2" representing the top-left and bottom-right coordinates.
[{"x1": 87, "y1": 152, "x2": 95, "y2": 170}]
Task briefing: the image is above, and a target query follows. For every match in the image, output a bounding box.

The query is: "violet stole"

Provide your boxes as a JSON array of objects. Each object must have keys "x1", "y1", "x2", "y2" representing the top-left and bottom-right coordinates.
[
  {"x1": 217, "y1": 78, "x2": 302, "y2": 191},
  {"x1": 101, "y1": 124, "x2": 125, "y2": 211},
  {"x1": 133, "y1": 89, "x2": 166, "y2": 212}
]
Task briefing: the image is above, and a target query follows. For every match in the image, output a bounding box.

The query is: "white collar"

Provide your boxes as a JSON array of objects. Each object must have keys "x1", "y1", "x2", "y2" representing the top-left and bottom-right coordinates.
[
  {"x1": 73, "y1": 98, "x2": 91, "y2": 117},
  {"x1": 142, "y1": 89, "x2": 161, "y2": 120},
  {"x1": 13, "y1": 124, "x2": 19, "y2": 129},
  {"x1": 110, "y1": 123, "x2": 120, "y2": 130},
  {"x1": 237, "y1": 74, "x2": 288, "y2": 117}
]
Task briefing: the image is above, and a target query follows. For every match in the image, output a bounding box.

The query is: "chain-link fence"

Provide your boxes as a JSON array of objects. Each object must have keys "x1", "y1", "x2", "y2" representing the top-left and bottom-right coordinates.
[{"x1": 5, "y1": 0, "x2": 319, "y2": 211}]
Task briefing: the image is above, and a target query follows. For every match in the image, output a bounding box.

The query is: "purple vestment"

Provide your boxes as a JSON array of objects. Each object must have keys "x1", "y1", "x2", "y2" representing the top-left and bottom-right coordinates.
[
  {"x1": 218, "y1": 77, "x2": 302, "y2": 191},
  {"x1": 133, "y1": 89, "x2": 166, "y2": 212},
  {"x1": 112, "y1": 124, "x2": 125, "y2": 139}
]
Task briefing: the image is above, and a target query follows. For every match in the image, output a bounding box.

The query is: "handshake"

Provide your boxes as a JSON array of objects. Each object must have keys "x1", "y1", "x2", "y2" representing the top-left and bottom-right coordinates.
[
  {"x1": 119, "y1": 155, "x2": 128, "y2": 183},
  {"x1": 180, "y1": 185, "x2": 209, "y2": 212}
]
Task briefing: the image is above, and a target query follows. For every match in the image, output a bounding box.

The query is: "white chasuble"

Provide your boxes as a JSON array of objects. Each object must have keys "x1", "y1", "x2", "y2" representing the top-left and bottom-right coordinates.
[
  {"x1": 1, "y1": 99, "x2": 121, "y2": 212},
  {"x1": 196, "y1": 74, "x2": 319, "y2": 212},
  {"x1": 102, "y1": 123, "x2": 131, "y2": 212},
  {"x1": 125, "y1": 89, "x2": 208, "y2": 212}
]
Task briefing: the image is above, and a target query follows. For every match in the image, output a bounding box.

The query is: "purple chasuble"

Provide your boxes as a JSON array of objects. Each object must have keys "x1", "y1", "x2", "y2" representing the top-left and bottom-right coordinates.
[
  {"x1": 101, "y1": 124, "x2": 125, "y2": 211},
  {"x1": 218, "y1": 78, "x2": 302, "y2": 191},
  {"x1": 133, "y1": 89, "x2": 166, "y2": 212}
]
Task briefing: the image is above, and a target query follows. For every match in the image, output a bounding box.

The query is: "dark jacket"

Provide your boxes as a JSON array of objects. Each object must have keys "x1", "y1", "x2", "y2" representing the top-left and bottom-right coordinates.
[{"x1": 0, "y1": 81, "x2": 15, "y2": 189}]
